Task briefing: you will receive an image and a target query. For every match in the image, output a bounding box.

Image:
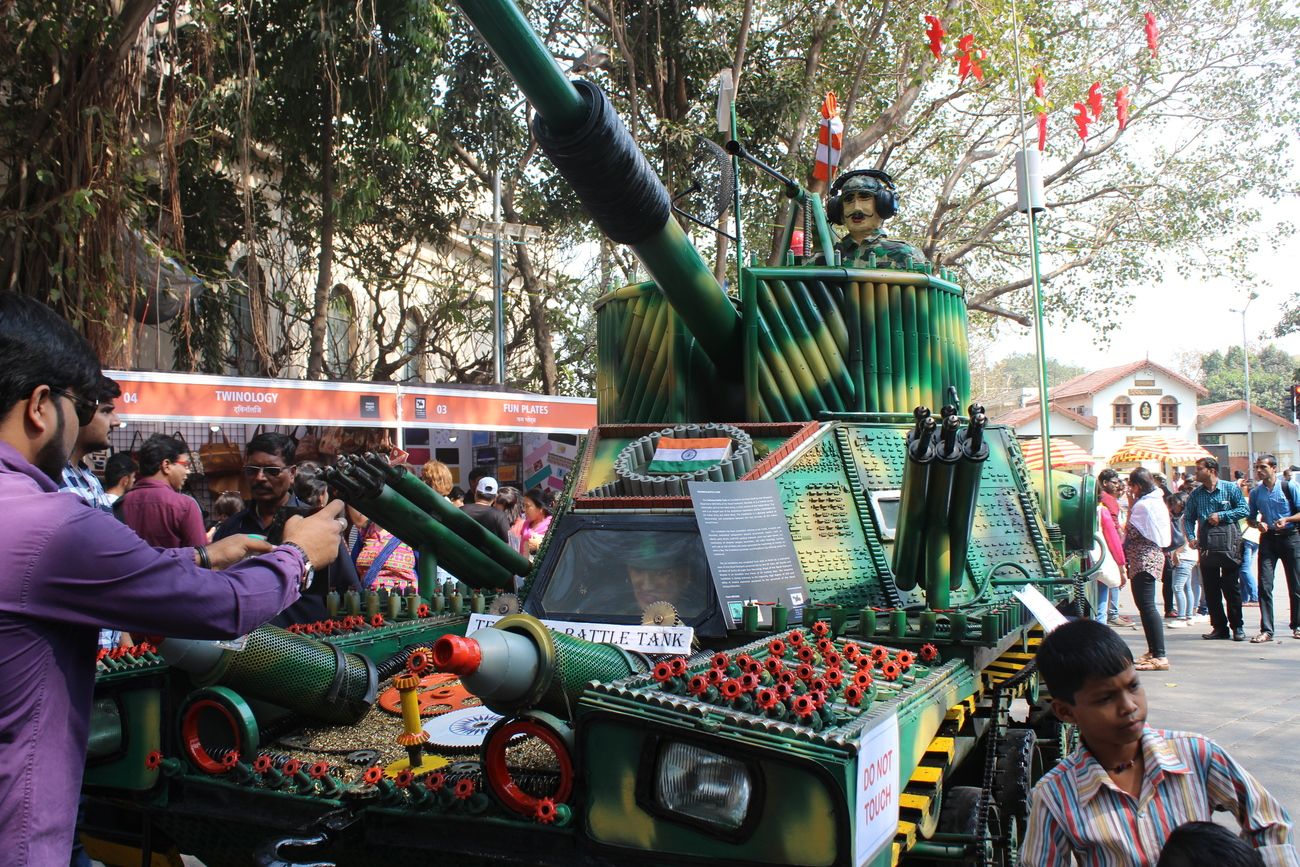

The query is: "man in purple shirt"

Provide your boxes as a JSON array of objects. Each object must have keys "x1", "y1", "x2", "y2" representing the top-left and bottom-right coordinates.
[
  {"x1": 0, "y1": 292, "x2": 347, "y2": 865},
  {"x1": 120, "y1": 433, "x2": 208, "y2": 548}
]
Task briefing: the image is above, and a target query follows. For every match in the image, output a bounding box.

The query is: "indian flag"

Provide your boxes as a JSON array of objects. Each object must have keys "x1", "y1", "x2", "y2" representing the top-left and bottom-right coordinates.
[{"x1": 646, "y1": 437, "x2": 733, "y2": 474}]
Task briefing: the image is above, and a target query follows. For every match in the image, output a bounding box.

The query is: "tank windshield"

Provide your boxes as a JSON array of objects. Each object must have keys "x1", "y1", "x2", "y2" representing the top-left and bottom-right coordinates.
[{"x1": 538, "y1": 529, "x2": 712, "y2": 621}]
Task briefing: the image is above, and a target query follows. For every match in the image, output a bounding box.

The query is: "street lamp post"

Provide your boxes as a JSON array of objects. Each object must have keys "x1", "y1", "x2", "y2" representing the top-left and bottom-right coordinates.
[{"x1": 1229, "y1": 292, "x2": 1257, "y2": 470}]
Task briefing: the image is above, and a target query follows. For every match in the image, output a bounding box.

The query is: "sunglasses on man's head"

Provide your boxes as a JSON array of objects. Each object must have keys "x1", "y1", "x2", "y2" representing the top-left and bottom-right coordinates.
[
  {"x1": 243, "y1": 464, "x2": 293, "y2": 478},
  {"x1": 49, "y1": 387, "x2": 98, "y2": 426}
]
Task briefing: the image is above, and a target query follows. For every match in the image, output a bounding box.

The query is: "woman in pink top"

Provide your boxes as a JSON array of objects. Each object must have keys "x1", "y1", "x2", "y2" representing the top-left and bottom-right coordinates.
[
  {"x1": 519, "y1": 487, "x2": 553, "y2": 556},
  {"x1": 1095, "y1": 475, "x2": 1127, "y2": 626}
]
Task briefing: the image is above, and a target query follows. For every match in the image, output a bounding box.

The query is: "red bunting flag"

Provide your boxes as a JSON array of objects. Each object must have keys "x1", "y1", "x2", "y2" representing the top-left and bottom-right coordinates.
[
  {"x1": 1115, "y1": 86, "x2": 1131, "y2": 130},
  {"x1": 924, "y1": 15, "x2": 945, "y2": 60},
  {"x1": 955, "y1": 35, "x2": 985, "y2": 84},
  {"x1": 1037, "y1": 113, "x2": 1048, "y2": 151},
  {"x1": 1086, "y1": 82, "x2": 1103, "y2": 120},
  {"x1": 812, "y1": 92, "x2": 843, "y2": 182},
  {"x1": 1144, "y1": 12, "x2": 1159, "y2": 58},
  {"x1": 1033, "y1": 74, "x2": 1046, "y2": 100},
  {"x1": 1073, "y1": 102, "x2": 1090, "y2": 139}
]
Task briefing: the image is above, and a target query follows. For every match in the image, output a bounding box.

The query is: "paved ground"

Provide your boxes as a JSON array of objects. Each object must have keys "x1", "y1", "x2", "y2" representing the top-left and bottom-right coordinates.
[{"x1": 1109, "y1": 593, "x2": 1300, "y2": 814}]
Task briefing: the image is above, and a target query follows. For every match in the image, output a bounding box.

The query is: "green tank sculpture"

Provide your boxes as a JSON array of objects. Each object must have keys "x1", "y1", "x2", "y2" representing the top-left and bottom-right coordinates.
[{"x1": 76, "y1": 1, "x2": 1102, "y2": 864}]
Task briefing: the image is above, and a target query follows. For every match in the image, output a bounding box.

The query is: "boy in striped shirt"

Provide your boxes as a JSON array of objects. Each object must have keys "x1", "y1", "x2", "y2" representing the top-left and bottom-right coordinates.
[{"x1": 1021, "y1": 619, "x2": 1297, "y2": 866}]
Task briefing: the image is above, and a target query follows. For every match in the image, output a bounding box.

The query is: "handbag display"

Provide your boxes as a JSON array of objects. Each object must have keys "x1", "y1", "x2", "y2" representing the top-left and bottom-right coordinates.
[
  {"x1": 200, "y1": 428, "x2": 243, "y2": 477},
  {"x1": 1092, "y1": 534, "x2": 1123, "y2": 588}
]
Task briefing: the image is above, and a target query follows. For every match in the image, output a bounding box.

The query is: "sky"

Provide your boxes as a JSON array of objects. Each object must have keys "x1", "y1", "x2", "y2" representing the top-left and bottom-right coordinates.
[{"x1": 984, "y1": 198, "x2": 1300, "y2": 376}]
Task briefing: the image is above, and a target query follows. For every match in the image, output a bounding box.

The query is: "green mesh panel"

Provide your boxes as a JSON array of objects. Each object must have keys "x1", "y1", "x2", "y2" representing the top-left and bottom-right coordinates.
[{"x1": 540, "y1": 630, "x2": 649, "y2": 718}]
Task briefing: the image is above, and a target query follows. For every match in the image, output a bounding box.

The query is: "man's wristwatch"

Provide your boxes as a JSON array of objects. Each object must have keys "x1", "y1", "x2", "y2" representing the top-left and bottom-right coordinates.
[{"x1": 277, "y1": 542, "x2": 315, "y2": 590}]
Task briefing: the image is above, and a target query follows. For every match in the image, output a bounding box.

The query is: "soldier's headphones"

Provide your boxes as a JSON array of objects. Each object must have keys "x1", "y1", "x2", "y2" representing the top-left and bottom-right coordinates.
[{"x1": 826, "y1": 168, "x2": 899, "y2": 224}]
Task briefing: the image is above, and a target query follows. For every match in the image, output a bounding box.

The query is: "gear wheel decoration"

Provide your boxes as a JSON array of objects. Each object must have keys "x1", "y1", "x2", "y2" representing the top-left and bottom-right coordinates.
[
  {"x1": 786, "y1": 630, "x2": 804, "y2": 647},
  {"x1": 454, "y1": 777, "x2": 476, "y2": 800},
  {"x1": 145, "y1": 751, "x2": 163, "y2": 770},
  {"x1": 764, "y1": 656, "x2": 784, "y2": 676},
  {"x1": 919, "y1": 643, "x2": 940, "y2": 663},
  {"x1": 641, "y1": 600, "x2": 679, "y2": 626},
  {"x1": 810, "y1": 620, "x2": 829, "y2": 638},
  {"x1": 281, "y1": 759, "x2": 302, "y2": 777},
  {"x1": 252, "y1": 755, "x2": 274, "y2": 774},
  {"x1": 363, "y1": 765, "x2": 385, "y2": 786},
  {"x1": 423, "y1": 708, "x2": 505, "y2": 750},
  {"x1": 710, "y1": 652, "x2": 730, "y2": 670},
  {"x1": 720, "y1": 679, "x2": 743, "y2": 700},
  {"x1": 687, "y1": 674, "x2": 709, "y2": 696},
  {"x1": 424, "y1": 771, "x2": 447, "y2": 792},
  {"x1": 844, "y1": 684, "x2": 864, "y2": 707},
  {"x1": 406, "y1": 648, "x2": 433, "y2": 675},
  {"x1": 870, "y1": 645, "x2": 889, "y2": 664},
  {"x1": 791, "y1": 694, "x2": 815, "y2": 719},
  {"x1": 668, "y1": 657, "x2": 688, "y2": 678},
  {"x1": 767, "y1": 638, "x2": 786, "y2": 658},
  {"x1": 417, "y1": 603, "x2": 431, "y2": 618},
  {"x1": 394, "y1": 769, "x2": 415, "y2": 788},
  {"x1": 652, "y1": 662, "x2": 675, "y2": 684},
  {"x1": 881, "y1": 660, "x2": 902, "y2": 681},
  {"x1": 370, "y1": 614, "x2": 385, "y2": 628},
  {"x1": 378, "y1": 673, "x2": 480, "y2": 717},
  {"x1": 895, "y1": 650, "x2": 916, "y2": 672},
  {"x1": 755, "y1": 688, "x2": 779, "y2": 711},
  {"x1": 534, "y1": 798, "x2": 559, "y2": 824},
  {"x1": 491, "y1": 593, "x2": 522, "y2": 616},
  {"x1": 308, "y1": 761, "x2": 332, "y2": 780}
]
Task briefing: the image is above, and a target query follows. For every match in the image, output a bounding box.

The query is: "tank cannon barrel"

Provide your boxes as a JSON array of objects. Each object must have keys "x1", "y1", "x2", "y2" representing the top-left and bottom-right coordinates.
[
  {"x1": 454, "y1": 0, "x2": 741, "y2": 376},
  {"x1": 432, "y1": 614, "x2": 649, "y2": 719}
]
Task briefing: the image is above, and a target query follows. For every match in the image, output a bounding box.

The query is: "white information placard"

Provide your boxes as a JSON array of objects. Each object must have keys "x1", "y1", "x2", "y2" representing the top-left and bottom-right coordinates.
[
  {"x1": 1013, "y1": 584, "x2": 1069, "y2": 633},
  {"x1": 465, "y1": 613, "x2": 694, "y2": 655},
  {"x1": 855, "y1": 712, "x2": 901, "y2": 866}
]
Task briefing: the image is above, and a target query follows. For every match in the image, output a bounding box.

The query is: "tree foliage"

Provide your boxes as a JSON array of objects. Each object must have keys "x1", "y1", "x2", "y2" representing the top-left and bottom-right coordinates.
[{"x1": 1197, "y1": 345, "x2": 1300, "y2": 418}]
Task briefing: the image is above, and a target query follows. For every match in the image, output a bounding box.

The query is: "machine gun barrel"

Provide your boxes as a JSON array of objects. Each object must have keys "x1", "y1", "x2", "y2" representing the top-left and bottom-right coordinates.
[
  {"x1": 326, "y1": 463, "x2": 517, "y2": 590},
  {"x1": 454, "y1": 0, "x2": 741, "y2": 377}
]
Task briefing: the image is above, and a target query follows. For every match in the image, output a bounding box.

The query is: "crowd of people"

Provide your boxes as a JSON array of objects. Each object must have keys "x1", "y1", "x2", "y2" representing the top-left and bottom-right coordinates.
[{"x1": 1091, "y1": 454, "x2": 1300, "y2": 671}]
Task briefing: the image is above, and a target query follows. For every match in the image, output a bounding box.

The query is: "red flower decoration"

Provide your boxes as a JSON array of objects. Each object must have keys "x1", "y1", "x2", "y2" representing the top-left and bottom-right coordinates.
[
  {"x1": 454, "y1": 776, "x2": 476, "y2": 800},
  {"x1": 534, "y1": 797, "x2": 558, "y2": 824}
]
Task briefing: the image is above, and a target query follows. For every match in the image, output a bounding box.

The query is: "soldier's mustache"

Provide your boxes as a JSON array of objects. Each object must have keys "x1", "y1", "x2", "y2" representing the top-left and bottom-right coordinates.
[{"x1": 848, "y1": 210, "x2": 869, "y2": 219}]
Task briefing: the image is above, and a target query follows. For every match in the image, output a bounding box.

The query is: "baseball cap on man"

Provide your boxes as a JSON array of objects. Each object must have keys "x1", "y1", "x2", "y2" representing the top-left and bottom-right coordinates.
[{"x1": 476, "y1": 476, "x2": 499, "y2": 497}]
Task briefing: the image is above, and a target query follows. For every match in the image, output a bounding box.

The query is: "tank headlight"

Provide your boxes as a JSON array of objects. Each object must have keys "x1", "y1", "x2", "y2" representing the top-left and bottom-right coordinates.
[{"x1": 654, "y1": 741, "x2": 752, "y2": 830}]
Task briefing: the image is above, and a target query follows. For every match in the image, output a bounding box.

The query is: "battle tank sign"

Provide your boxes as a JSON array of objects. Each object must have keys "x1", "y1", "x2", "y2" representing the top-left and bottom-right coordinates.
[{"x1": 689, "y1": 479, "x2": 810, "y2": 627}]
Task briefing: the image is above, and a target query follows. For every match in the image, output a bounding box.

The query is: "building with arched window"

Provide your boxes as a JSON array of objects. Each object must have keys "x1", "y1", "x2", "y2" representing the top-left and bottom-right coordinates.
[{"x1": 992, "y1": 360, "x2": 1207, "y2": 464}]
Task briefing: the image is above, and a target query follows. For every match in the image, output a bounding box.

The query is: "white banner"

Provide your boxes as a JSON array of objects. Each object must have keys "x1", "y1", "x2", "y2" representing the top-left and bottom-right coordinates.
[
  {"x1": 855, "y1": 713, "x2": 901, "y2": 866},
  {"x1": 465, "y1": 613, "x2": 694, "y2": 656}
]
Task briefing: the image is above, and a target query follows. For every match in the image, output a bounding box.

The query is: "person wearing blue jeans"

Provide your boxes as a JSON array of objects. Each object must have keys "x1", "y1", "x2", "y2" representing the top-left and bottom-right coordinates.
[
  {"x1": 1166, "y1": 491, "x2": 1194, "y2": 626},
  {"x1": 1239, "y1": 529, "x2": 1259, "y2": 604}
]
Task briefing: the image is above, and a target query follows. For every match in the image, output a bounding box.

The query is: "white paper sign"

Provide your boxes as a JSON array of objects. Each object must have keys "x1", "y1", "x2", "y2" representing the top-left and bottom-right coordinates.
[
  {"x1": 465, "y1": 613, "x2": 694, "y2": 655},
  {"x1": 855, "y1": 713, "x2": 901, "y2": 866},
  {"x1": 1013, "y1": 584, "x2": 1069, "y2": 633}
]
